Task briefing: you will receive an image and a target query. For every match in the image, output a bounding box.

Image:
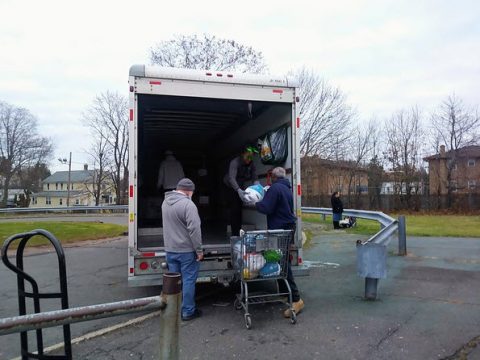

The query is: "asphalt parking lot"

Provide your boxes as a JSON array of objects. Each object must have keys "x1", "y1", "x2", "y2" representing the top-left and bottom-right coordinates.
[{"x1": 42, "y1": 229, "x2": 480, "y2": 360}]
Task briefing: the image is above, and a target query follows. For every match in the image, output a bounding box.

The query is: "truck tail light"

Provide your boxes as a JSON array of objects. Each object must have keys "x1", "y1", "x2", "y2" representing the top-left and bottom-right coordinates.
[
  {"x1": 297, "y1": 184, "x2": 302, "y2": 196},
  {"x1": 129, "y1": 109, "x2": 133, "y2": 121},
  {"x1": 273, "y1": 89, "x2": 283, "y2": 94},
  {"x1": 139, "y1": 262, "x2": 149, "y2": 270}
]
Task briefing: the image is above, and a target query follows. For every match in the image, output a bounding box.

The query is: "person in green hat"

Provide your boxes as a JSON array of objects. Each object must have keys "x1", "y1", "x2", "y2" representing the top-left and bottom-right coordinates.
[{"x1": 223, "y1": 145, "x2": 259, "y2": 236}]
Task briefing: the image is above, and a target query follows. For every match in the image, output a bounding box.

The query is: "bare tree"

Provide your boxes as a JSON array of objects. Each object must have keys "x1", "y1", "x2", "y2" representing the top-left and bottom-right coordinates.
[
  {"x1": 295, "y1": 68, "x2": 354, "y2": 159},
  {"x1": 83, "y1": 92, "x2": 128, "y2": 205},
  {"x1": 345, "y1": 120, "x2": 378, "y2": 205},
  {"x1": 0, "y1": 101, "x2": 53, "y2": 207},
  {"x1": 84, "y1": 136, "x2": 111, "y2": 206},
  {"x1": 17, "y1": 163, "x2": 50, "y2": 207},
  {"x1": 384, "y1": 107, "x2": 424, "y2": 209},
  {"x1": 430, "y1": 94, "x2": 480, "y2": 205},
  {"x1": 150, "y1": 34, "x2": 267, "y2": 74}
]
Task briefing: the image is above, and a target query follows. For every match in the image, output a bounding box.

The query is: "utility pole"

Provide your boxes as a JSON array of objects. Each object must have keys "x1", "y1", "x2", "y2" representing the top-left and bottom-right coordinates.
[{"x1": 58, "y1": 152, "x2": 72, "y2": 207}]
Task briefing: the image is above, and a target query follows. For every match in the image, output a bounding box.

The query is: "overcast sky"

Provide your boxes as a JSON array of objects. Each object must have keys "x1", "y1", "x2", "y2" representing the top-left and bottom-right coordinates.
[{"x1": 1, "y1": 0, "x2": 479, "y2": 172}]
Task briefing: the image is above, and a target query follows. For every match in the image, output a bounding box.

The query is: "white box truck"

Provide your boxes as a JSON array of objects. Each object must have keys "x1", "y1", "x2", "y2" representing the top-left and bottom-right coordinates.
[{"x1": 128, "y1": 65, "x2": 307, "y2": 286}]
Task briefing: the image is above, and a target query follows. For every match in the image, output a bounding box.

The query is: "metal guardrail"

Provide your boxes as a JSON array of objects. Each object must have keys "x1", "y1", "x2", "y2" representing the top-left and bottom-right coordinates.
[
  {"x1": 301, "y1": 207, "x2": 407, "y2": 300},
  {"x1": 0, "y1": 205, "x2": 128, "y2": 215},
  {"x1": 1, "y1": 229, "x2": 181, "y2": 360}
]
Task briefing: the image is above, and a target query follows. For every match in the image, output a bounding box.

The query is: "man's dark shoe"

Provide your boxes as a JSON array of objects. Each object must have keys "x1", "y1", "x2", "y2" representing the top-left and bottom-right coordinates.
[{"x1": 181, "y1": 309, "x2": 202, "y2": 321}]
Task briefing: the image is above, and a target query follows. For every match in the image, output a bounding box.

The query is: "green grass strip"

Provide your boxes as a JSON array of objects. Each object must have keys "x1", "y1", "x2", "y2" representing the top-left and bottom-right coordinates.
[
  {"x1": 302, "y1": 213, "x2": 480, "y2": 238},
  {"x1": 1, "y1": 222, "x2": 127, "y2": 248}
]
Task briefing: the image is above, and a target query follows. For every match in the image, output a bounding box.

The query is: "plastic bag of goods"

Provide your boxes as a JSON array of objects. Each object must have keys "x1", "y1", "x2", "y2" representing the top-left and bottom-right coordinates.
[
  {"x1": 263, "y1": 249, "x2": 283, "y2": 263},
  {"x1": 242, "y1": 268, "x2": 259, "y2": 280},
  {"x1": 232, "y1": 240, "x2": 243, "y2": 270},
  {"x1": 259, "y1": 262, "x2": 281, "y2": 278},
  {"x1": 245, "y1": 253, "x2": 266, "y2": 272},
  {"x1": 243, "y1": 184, "x2": 265, "y2": 203}
]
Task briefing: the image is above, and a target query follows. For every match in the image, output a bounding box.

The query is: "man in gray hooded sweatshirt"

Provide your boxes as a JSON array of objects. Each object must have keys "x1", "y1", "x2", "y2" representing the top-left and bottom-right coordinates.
[{"x1": 162, "y1": 178, "x2": 203, "y2": 321}]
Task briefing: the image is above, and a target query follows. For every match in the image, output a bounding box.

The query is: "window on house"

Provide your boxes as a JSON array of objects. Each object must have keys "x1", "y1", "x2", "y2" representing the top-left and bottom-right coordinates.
[
  {"x1": 55, "y1": 183, "x2": 58, "y2": 190},
  {"x1": 61, "y1": 183, "x2": 64, "y2": 190},
  {"x1": 468, "y1": 180, "x2": 476, "y2": 190},
  {"x1": 468, "y1": 159, "x2": 475, "y2": 167},
  {"x1": 75, "y1": 199, "x2": 80, "y2": 205},
  {"x1": 59, "y1": 198, "x2": 63, "y2": 205},
  {"x1": 47, "y1": 184, "x2": 50, "y2": 190},
  {"x1": 46, "y1": 197, "x2": 51, "y2": 205}
]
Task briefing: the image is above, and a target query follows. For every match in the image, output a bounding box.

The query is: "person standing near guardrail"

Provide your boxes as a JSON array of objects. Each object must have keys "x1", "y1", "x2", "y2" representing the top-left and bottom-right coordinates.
[
  {"x1": 162, "y1": 178, "x2": 204, "y2": 321},
  {"x1": 331, "y1": 191, "x2": 343, "y2": 230}
]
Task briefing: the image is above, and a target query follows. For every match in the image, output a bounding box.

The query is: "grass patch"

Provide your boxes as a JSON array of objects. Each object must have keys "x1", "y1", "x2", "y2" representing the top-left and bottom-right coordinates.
[
  {"x1": 1, "y1": 222, "x2": 127, "y2": 248},
  {"x1": 302, "y1": 213, "x2": 480, "y2": 238}
]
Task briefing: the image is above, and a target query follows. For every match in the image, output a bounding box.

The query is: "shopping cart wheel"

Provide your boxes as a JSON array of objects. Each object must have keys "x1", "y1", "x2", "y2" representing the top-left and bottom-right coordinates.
[
  {"x1": 290, "y1": 311, "x2": 297, "y2": 324},
  {"x1": 244, "y1": 314, "x2": 252, "y2": 329},
  {"x1": 234, "y1": 298, "x2": 243, "y2": 310}
]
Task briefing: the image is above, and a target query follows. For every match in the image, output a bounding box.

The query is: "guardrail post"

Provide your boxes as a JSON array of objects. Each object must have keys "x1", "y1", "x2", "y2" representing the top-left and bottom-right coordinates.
[
  {"x1": 365, "y1": 278, "x2": 379, "y2": 300},
  {"x1": 398, "y1": 215, "x2": 407, "y2": 256},
  {"x1": 159, "y1": 273, "x2": 182, "y2": 360}
]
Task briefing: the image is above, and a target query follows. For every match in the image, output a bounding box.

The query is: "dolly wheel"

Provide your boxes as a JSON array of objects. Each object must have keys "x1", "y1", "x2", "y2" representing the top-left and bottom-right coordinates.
[
  {"x1": 245, "y1": 314, "x2": 252, "y2": 329},
  {"x1": 234, "y1": 298, "x2": 243, "y2": 310}
]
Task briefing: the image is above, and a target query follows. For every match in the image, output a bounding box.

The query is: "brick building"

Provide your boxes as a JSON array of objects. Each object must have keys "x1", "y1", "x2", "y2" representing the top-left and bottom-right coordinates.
[
  {"x1": 301, "y1": 156, "x2": 369, "y2": 197},
  {"x1": 424, "y1": 145, "x2": 480, "y2": 194}
]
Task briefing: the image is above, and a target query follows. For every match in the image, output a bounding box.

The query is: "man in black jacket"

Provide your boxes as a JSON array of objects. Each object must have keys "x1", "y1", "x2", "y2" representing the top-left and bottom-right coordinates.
[
  {"x1": 255, "y1": 167, "x2": 304, "y2": 317},
  {"x1": 331, "y1": 191, "x2": 343, "y2": 229}
]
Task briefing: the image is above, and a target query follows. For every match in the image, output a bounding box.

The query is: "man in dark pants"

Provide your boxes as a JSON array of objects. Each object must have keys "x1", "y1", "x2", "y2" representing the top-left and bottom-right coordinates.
[
  {"x1": 255, "y1": 167, "x2": 304, "y2": 317},
  {"x1": 223, "y1": 146, "x2": 258, "y2": 236}
]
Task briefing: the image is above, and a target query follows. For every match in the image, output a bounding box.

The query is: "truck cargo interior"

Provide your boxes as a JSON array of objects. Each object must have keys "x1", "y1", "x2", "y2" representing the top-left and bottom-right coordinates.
[{"x1": 136, "y1": 94, "x2": 293, "y2": 251}]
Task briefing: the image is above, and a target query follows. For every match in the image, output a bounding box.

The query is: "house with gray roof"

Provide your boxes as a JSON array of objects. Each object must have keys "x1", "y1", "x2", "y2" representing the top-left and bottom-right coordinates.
[{"x1": 31, "y1": 164, "x2": 115, "y2": 207}]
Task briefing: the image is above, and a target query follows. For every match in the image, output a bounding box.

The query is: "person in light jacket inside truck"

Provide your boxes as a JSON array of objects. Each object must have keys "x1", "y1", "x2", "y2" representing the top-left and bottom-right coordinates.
[
  {"x1": 254, "y1": 167, "x2": 304, "y2": 317},
  {"x1": 223, "y1": 145, "x2": 259, "y2": 236},
  {"x1": 162, "y1": 178, "x2": 203, "y2": 321},
  {"x1": 157, "y1": 150, "x2": 185, "y2": 191}
]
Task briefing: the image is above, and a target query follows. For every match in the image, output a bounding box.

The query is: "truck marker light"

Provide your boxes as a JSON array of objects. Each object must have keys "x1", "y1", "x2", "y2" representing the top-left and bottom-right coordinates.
[
  {"x1": 296, "y1": 96, "x2": 300, "y2": 102},
  {"x1": 129, "y1": 267, "x2": 134, "y2": 274},
  {"x1": 129, "y1": 86, "x2": 134, "y2": 92},
  {"x1": 273, "y1": 89, "x2": 283, "y2": 94},
  {"x1": 139, "y1": 262, "x2": 149, "y2": 270},
  {"x1": 206, "y1": 72, "x2": 212, "y2": 76},
  {"x1": 216, "y1": 73, "x2": 223, "y2": 77},
  {"x1": 297, "y1": 184, "x2": 302, "y2": 196},
  {"x1": 129, "y1": 185, "x2": 133, "y2": 198},
  {"x1": 296, "y1": 117, "x2": 300, "y2": 128},
  {"x1": 227, "y1": 74, "x2": 233, "y2": 78},
  {"x1": 129, "y1": 109, "x2": 133, "y2": 121},
  {"x1": 149, "y1": 81, "x2": 162, "y2": 85},
  {"x1": 142, "y1": 252, "x2": 155, "y2": 257},
  {"x1": 298, "y1": 257, "x2": 303, "y2": 264},
  {"x1": 129, "y1": 213, "x2": 134, "y2": 222}
]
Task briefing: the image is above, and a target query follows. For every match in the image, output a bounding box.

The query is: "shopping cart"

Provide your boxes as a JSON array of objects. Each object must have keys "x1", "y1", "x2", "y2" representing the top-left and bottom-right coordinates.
[{"x1": 231, "y1": 229, "x2": 297, "y2": 329}]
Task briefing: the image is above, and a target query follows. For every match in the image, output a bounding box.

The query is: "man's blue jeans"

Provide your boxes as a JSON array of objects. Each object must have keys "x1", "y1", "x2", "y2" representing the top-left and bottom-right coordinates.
[{"x1": 166, "y1": 251, "x2": 199, "y2": 317}]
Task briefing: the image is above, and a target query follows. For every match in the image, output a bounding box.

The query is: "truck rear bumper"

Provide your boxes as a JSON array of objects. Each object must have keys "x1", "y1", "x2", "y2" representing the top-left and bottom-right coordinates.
[
  {"x1": 292, "y1": 265, "x2": 310, "y2": 277},
  {"x1": 128, "y1": 270, "x2": 236, "y2": 287}
]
